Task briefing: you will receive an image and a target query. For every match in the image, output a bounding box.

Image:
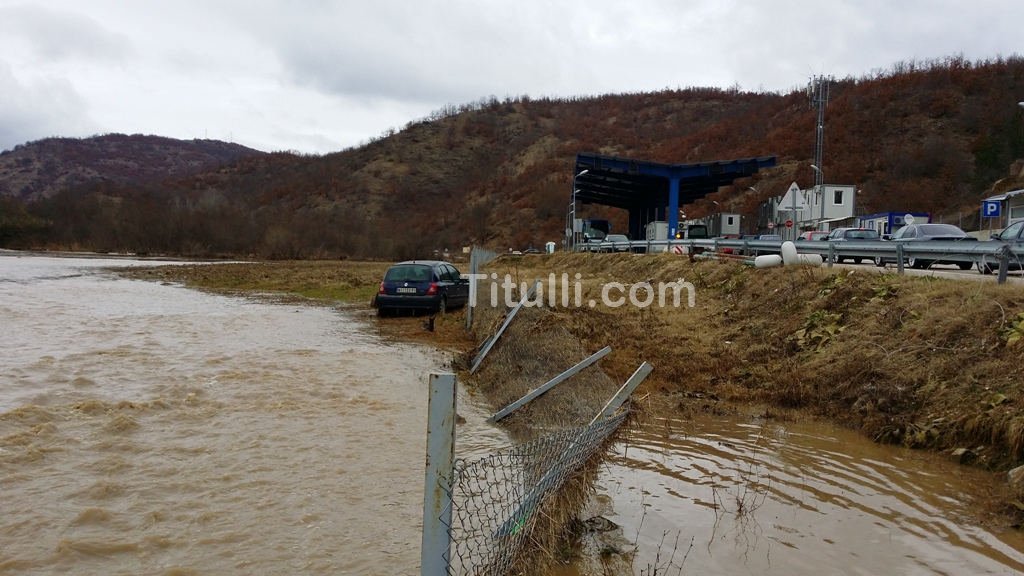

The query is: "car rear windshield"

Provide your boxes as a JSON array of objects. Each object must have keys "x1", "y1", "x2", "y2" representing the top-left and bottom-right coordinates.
[
  {"x1": 919, "y1": 224, "x2": 963, "y2": 236},
  {"x1": 846, "y1": 230, "x2": 879, "y2": 239},
  {"x1": 384, "y1": 264, "x2": 433, "y2": 282}
]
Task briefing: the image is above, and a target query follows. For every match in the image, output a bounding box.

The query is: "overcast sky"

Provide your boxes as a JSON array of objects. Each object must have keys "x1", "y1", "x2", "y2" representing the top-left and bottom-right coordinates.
[{"x1": 1, "y1": 0, "x2": 1021, "y2": 155}]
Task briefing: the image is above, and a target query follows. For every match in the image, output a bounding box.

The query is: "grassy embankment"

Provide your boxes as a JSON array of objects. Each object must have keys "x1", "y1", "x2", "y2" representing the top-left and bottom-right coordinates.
[{"x1": 123, "y1": 254, "x2": 1024, "y2": 508}]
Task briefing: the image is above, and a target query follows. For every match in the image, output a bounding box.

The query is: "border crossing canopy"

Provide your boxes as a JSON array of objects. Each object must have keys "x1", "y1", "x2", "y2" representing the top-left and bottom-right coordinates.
[{"x1": 573, "y1": 152, "x2": 776, "y2": 239}]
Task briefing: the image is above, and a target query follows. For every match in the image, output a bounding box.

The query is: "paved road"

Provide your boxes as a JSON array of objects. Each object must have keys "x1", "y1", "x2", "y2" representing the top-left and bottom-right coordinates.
[{"x1": 830, "y1": 261, "x2": 1024, "y2": 283}]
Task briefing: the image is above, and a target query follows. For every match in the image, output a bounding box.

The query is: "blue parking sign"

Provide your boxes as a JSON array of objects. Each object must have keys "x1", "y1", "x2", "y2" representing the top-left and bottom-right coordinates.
[{"x1": 982, "y1": 200, "x2": 1001, "y2": 218}]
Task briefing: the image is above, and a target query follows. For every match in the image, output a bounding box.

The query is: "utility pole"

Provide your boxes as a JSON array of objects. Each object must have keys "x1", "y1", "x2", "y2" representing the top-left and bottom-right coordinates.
[{"x1": 809, "y1": 76, "x2": 830, "y2": 229}]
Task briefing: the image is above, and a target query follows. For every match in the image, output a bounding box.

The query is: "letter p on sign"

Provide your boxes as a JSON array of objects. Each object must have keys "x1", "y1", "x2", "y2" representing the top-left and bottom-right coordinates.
[{"x1": 982, "y1": 201, "x2": 1001, "y2": 218}]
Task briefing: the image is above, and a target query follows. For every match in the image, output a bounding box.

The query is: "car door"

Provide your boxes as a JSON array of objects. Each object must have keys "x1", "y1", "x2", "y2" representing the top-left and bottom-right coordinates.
[
  {"x1": 443, "y1": 264, "x2": 468, "y2": 305},
  {"x1": 998, "y1": 222, "x2": 1024, "y2": 244}
]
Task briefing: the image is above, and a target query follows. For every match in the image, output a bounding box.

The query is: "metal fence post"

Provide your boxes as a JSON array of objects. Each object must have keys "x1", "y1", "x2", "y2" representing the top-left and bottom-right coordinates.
[
  {"x1": 896, "y1": 243, "x2": 905, "y2": 274},
  {"x1": 998, "y1": 245, "x2": 1010, "y2": 285},
  {"x1": 422, "y1": 373, "x2": 457, "y2": 576}
]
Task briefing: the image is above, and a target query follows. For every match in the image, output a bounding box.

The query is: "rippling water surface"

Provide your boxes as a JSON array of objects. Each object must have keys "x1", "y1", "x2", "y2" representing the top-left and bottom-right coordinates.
[
  {"x1": 588, "y1": 413, "x2": 1024, "y2": 575},
  {"x1": 0, "y1": 254, "x2": 503, "y2": 574}
]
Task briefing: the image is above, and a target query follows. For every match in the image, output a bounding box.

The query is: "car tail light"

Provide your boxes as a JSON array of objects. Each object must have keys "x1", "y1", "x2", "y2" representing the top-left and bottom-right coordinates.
[
  {"x1": 378, "y1": 282, "x2": 386, "y2": 294},
  {"x1": 426, "y1": 282, "x2": 438, "y2": 295}
]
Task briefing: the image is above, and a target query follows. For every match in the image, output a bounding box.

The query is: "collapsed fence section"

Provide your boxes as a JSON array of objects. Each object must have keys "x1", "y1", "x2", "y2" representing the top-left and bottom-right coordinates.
[
  {"x1": 447, "y1": 413, "x2": 628, "y2": 575},
  {"x1": 421, "y1": 371, "x2": 639, "y2": 575}
]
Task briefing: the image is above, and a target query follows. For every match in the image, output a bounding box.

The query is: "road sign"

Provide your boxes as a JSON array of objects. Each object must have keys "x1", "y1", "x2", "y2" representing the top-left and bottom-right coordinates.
[
  {"x1": 983, "y1": 200, "x2": 1002, "y2": 218},
  {"x1": 767, "y1": 222, "x2": 775, "y2": 229},
  {"x1": 785, "y1": 219, "x2": 794, "y2": 228}
]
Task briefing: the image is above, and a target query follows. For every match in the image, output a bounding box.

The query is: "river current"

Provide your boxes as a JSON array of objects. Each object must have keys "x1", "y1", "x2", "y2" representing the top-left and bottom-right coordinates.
[{"x1": 0, "y1": 254, "x2": 492, "y2": 574}]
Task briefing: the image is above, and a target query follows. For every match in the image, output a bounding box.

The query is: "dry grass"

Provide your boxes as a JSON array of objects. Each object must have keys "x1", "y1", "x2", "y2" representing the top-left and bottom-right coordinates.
[
  {"x1": 482, "y1": 253, "x2": 1024, "y2": 471},
  {"x1": 119, "y1": 260, "x2": 389, "y2": 305}
]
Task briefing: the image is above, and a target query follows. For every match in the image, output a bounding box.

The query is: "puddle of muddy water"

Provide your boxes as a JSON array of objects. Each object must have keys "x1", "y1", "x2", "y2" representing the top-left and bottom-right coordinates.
[{"x1": 561, "y1": 413, "x2": 1024, "y2": 575}]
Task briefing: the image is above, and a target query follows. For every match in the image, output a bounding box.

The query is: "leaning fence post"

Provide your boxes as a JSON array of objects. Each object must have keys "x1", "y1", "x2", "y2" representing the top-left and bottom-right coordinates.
[
  {"x1": 421, "y1": 373, "x2": 457, "y2": 576},
  {"x1": 488, "y1": 346, "x2": 613, "y2": 423},
  {"x1": 469, "y1": 280, "x2": 539, "y2": 374},
  {"x1": 589, "y1": 362, "x2": 653, "y2": 425}
]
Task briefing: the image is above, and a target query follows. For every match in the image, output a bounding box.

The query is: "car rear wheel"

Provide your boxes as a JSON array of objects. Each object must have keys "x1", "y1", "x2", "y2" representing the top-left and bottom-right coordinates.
[
  {"x1": 908, "y1": 257, "x2": 932, "y2": 269},
  {"x1": 874, "y1": 257, "x2": 885, "y2": 267},
  {"x1": 957, "y1": 262, "x2": 973, "y2": 271}
]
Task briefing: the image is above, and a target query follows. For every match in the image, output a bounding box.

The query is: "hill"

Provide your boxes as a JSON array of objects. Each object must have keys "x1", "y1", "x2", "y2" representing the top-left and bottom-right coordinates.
[
  {"x1": 2, "y1": 55, "x2": 1024, "y2": 257},
  {"x1": 0, "y1": 134, "x2": 264, "y2": 202}
]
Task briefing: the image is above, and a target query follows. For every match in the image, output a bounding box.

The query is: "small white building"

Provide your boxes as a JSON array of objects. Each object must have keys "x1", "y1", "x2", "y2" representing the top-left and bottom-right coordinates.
[
  {"x1": 682, "y1": 212, "x2": 742, "y2": 237},
  {"x1": 768, "y1": 181, "x2": 857, "y2": 235}
]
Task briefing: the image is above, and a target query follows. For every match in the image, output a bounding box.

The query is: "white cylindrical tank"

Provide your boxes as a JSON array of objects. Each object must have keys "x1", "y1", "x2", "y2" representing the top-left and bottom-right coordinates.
[{"x1": 754, "y1": 254, "x2": 784, "y2": 268}]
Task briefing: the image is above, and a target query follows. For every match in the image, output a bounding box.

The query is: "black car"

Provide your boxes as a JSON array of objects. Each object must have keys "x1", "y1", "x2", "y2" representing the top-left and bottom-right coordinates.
[
  {"x1": 826, "y1": 227, "x2": 881, "y2": 264},
  {"x1": 979, "y1": 221, "x2": 1024, "y2": 274},
  {"x1": 375, "y1": 260, "x2": 469, "y2": 316},
  {"x1": 889, "y1": 223, "x2": 977, "y2": 270}
]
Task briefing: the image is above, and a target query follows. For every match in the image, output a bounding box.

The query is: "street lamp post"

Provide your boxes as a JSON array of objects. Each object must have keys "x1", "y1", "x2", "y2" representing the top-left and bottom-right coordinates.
[{"x1": 570, "y1": 169, "x2": 589, "y2": 251}]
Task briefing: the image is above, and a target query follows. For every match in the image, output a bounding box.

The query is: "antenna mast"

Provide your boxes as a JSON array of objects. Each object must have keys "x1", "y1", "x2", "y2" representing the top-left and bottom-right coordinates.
[
  {"x1": 809, "y1": 75, "x2": 830, "y2": 224},
  {"x1": 809, "y1": 75, "x2": 829, "y2": 187}
]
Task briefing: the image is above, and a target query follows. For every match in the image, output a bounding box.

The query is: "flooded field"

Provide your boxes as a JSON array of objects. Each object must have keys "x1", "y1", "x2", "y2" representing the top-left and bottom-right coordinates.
[
  {"x1": 4, "y1": 254, "x2": 1024, "y2": 575},
  {"x1": 0, "y1": 254, "x2": 501, "y2": 574}
]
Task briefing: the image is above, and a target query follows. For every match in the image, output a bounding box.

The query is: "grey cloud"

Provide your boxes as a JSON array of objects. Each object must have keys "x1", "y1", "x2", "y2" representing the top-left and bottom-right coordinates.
[
  {"x1": 0, "y1": 61, "x2": 96, "y2": 151},
  {"x1": 0, "y1": 3, "x2": 132, "y2": 63}
]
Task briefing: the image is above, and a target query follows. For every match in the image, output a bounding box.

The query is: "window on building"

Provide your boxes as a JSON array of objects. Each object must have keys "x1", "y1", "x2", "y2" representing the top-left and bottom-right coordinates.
[
  {"x1": 1010, "y1": 204, "x2": 1024, "y2": 221},
  {"x1": 727, "y1": 216, "x2": 735, "y2": 226},
  {"x1": 833, "y1": 189, "x2": 844, "y2": 205}
]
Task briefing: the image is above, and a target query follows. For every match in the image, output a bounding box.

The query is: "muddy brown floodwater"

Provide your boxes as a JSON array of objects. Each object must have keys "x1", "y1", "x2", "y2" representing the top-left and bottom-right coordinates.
[
  {"x1": 5, "y1": 254, "x2": 1024, "y2": 576},
  {"x1": 564, "y1": 411, "x2": 1024, "y2": 575},
  {"x1": 0, "y1": 254, "x2": 507, "y2": 574}
]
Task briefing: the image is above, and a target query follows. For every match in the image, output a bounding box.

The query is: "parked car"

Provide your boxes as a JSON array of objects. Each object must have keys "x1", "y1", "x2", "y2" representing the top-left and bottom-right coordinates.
[
  {"x1": 744, "y1": 234, "x2": 783, "y2": 256},
  {"x1": 797, "y1": 231, "x2": 829, "y2": 241},
  {"x1": 979, "y1": 221, "x2": 1024, "y2": 274},
  {"x1": 887, "y1": 223, "x2": 977, "y2": 270},
  {"x1": 375, "y1": 260, "x2": 469, "y2": 316},
  {"x1": 826, "y1": 227, "x2": 882, "y2": 264},
  {"x1": 599, "y1": 233, "x2": 632, "y2": 252}
]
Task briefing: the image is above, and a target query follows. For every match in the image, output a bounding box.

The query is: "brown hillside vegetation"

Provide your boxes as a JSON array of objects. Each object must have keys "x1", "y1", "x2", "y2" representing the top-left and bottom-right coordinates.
[
  {"x1": 0, "y1": 134, "x2": 264, "y2": 202},
  {"x1": 4, "y1": 56, "x2": 1024, "y2": 258}
]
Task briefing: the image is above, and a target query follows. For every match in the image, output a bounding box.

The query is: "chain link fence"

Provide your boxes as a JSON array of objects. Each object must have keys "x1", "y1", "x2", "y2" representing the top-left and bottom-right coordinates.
[{"x1": 445, "y1": 412, "x2": 629, "y2": 575}]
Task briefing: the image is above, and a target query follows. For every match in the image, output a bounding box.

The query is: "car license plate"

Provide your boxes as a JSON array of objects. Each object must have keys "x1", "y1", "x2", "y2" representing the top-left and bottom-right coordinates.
[{"x1": 396, "y1": 287, "x2": 417, "y2": 294}]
